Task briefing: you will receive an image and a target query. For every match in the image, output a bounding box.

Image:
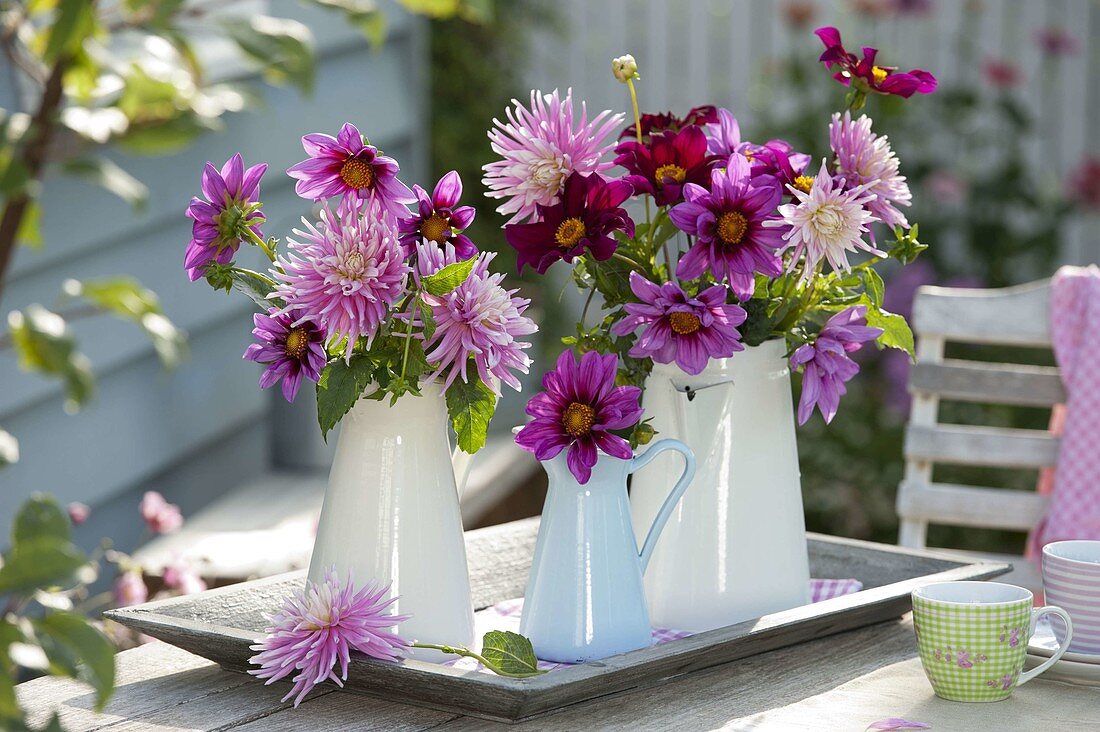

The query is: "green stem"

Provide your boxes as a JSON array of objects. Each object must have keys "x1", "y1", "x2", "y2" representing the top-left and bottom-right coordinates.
[
  {"x1": 611, "y1": 252, "x2": 645, "y2": 273},
  {"x1": 244, "y1": 227, "x2": 276, "y2": 262},
  {"x1": 231, "y1": 266, "x2": 277, "y2": 289},
  {"x1": 580, "y1": 284, "x2": 597, "y2": 327},
  {"x1": 626, "y1": 77, "x2": 654, "y2": 253},
  {"x1": 399, "y1": 294, "x2": 418, "y2": 382},
  {"x1": 409, "y1": 643, "x2": 542, "y2": 679}
]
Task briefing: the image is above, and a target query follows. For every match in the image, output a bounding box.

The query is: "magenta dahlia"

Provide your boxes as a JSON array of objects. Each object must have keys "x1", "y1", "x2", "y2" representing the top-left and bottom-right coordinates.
[
  {"x1": 243, "y1": 309, "x2": 327, "y2": 402},
  {"x1": 416, "y1": 243, "x2": 536, "y2": 393},
  {"x1": 503, "y1": 172, "x2": 634, "y2": 274},
  {"x1": 272, "y1": 199, "x2": 410, "y2": 357},
  {"x1": 286, "y1": 122, "x2": 416, "y2": 220},
  {"x1": 483, "y1": 88, "x2": 623, "y2": 224},
  {"x1": 815, "y1": 26, "x2": 937, "y2": 98},
  {"x1": 615, "y1": 125, "x2": 718, "y2": 207},
  {"x1": 397, "y1": 170, "x2": 476, "y2": 259},
  {"x1": 611, "y1": 273, "x2": 746, "y2": 375},
  {"x1": 249, "y1": 569, "x2": 409, "y2": 707},
  {"x1": 669, "y1": 153, "x2": 785, "y2": 298},
  {"x1": 514, "y1": 349, "x2": 643, "y2": 484},
  {"x1": 184, "y1": 153, "x2": 267, "y2": 281}
]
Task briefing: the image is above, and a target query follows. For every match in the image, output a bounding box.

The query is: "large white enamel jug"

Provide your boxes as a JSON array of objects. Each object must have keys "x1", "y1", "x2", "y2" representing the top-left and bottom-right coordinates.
[
  {"x1": 306, "y1": 381, "x2": 475, "y2": 661},
  {"x1": 629, "y1": 339, "x2": 811, "y2": 632}
]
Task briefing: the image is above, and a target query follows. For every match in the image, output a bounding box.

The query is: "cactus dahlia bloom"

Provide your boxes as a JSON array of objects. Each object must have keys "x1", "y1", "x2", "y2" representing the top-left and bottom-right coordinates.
[
  {"x1": 272, "y1": 199, "x2": 410, "y2": 357},
  {"x1": 416, "y1": 243, "x2": 537, "y2": 394},
  {"x1": 829, "y1": 112, "x2": 911, "y2": 232},
  {"x1": 483, "y1": 88, "x2": 623, "y2": 224}
]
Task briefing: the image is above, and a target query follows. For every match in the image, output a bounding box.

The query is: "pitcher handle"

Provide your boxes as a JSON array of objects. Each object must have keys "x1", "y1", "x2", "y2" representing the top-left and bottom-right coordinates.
[{"x1": 629, "y1": 438, "x2": 696, "y2": 573}]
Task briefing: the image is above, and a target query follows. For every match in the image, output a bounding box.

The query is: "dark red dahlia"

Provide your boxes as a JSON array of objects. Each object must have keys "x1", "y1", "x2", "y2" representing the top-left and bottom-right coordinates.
[
  {"x1": 619, "y1": 105, "x2": 718, "y2": 142},
  {"x1": 614, "y1": 125, "x2": 719, "y2": 207}
]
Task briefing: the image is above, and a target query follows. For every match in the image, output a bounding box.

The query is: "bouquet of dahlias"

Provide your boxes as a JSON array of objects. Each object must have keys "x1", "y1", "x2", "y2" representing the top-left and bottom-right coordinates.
[
  {"x1": 184, "y1": 123, "x2": 537, "y2": 450},
  {"x1": 484, "y1": 28, "x2": 933, "y2": 440}
]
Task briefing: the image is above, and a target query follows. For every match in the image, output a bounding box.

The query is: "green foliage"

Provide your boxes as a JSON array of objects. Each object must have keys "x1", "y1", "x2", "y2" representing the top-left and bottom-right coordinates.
[
  {"x1": 863, "y1": 299, "x2": 915, "y2": 358},
  {"x1": 42, "y1": 0, "x2": 98, "y2": 63},
  {"x1": 6, "y1": 305, "x2": 94, "y2": 412},
  {"x1": 478, "y1": 630, "x2": 543, "y2": 677},
  {"x1": 32, "y1": 613, "x2": 115, "y2": 711},
  {"x1": 445, "y1": 377, "x2": 496, "y2": 453},
  {"x1": 224, "y1": 16, "x2": 315, "y2": 94},
  {"x1": 61, "y1": 157, "x2": 148, "y2": 211},
  {"x1": 421, "y1": 257, "x2": 476, "y2": 296},
  {"x1": 13, "y1": 494, "x2": 71, "y2": 545},
  {"x1": 316, "y1": 354, "x2": 376, "y2": 439}
]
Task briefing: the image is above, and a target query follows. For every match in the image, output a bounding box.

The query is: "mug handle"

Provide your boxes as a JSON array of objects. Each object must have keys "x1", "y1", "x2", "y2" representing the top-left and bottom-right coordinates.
[
  {"x1": 1018, "y1": 605, "x2": 1074, "y2": 686},
  {"x1": 630, "y1": 438, "x2": 696, "y2": 573}
]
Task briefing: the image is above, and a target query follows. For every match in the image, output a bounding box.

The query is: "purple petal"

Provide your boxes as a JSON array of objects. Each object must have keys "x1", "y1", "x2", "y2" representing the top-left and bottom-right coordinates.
[
  {"x1": 866, "y1": 720, "x2": 931, "y2": 731},
  {"x1": 432, "y1": 170, "x2": 463, "y2": 208}
]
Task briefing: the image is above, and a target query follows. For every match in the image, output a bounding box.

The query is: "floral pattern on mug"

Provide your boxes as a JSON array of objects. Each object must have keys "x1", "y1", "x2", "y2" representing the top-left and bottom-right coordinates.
[
  {"x1": 998, "y1": 625, "x2": 1022, "y2": 647},
  {"x1": 986, "y1": 671, "x2": 1018, "y2": 691},
  {"x1": 933, "y1": 646, "x2": 987, "y2": 669}
]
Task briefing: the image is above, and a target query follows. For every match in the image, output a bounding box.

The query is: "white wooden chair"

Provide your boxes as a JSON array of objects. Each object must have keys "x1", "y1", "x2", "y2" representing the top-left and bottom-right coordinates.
[{"x1": 896, "y1": 278, "x2": 1061, "y2": 591}]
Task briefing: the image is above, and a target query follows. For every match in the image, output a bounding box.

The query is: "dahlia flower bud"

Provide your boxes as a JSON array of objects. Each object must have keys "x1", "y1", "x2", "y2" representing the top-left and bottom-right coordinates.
[{"x1": 612, "y1": 54, "x2": 639, "y2": 83}]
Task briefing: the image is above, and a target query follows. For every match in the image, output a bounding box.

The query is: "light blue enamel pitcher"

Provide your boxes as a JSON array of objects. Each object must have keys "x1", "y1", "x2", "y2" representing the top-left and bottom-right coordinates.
[{"x1": 519, "y1": 439, "x2": 696, "y2": 663}]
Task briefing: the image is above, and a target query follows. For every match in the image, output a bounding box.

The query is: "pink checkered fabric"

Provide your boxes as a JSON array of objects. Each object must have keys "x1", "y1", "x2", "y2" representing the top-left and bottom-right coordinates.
[
  {"x1": 448, "y1": 577, "x2": 862, "y2": 672},
  {"x1": 1028, "y1": 265, "x2": 1100, "y2": 553}
]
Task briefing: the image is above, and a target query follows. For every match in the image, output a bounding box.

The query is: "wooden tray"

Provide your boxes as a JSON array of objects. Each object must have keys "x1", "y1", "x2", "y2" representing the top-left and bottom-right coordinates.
[{"x1": 106, "y1": 517, "x2": 1008, "y2": 723}]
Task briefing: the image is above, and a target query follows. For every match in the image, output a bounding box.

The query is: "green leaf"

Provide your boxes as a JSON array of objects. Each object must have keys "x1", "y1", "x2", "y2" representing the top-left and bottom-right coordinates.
[
  {"x1": 421, "y1": 258, "x2": 476, "y2": 296},
  {"x1": 7, "y1": 305, "x2": 94, "y2": 412},
  {"x1": 860, "y1": 268, "x2": 885, "y2": 308},
  {"x1": 43, "y1": 0, "x2": 97, "y2": 63},
  {"x1": 224, "y1": 16, "x2": 315, "y2": 94},
  {"x1": 0, "y1": 619, "x2": 24, "y2": 722},
  {"x1": 315, "y1": 355, "x2": 375, "y2": 439},
  {"x1": 418, "y1": 300, "x2": 436, "y2": 341},
  {"x1": 863, "y1": 300, "x2": 915, "y2": 358},
  {"x1": 16, "y1": 201, "x2": 42, "y2": 249},
  {"x1": 309, "y1": 0, "x2": 388, "y2": 47},
  {"x1": 12, "y1": 494, "x2": 70, "y2": 545},
  {"x1": 479, "y1": 631, "x2": 544, "y2": 677},
  {"x1": 445, "y1": 377, "x2": 495, "y2": 454},
  {"x1": 0, "y1": 538, "x2": 87, "y2": 595},
  {"x1": 0, "y1": 428, "x2": 18, "y2": 468},
  {"x1": 64, "y1": 278, "x2": 186, "y2": 369},
  {"x1": 62, "y1": 157, "x2": 148, "y2": 211},
  {"x1": 33, "y1": 612, "x2": 115, "y2": 711},
  {"x1": 115, "y1": 114, "x2": 212, "y2": 156},
  {"x1": 230, "y1": 269, "x2": 279, "y2": 310}
]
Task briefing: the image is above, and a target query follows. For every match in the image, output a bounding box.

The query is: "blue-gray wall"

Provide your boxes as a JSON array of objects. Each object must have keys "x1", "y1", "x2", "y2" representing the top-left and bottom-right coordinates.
[{"x1": 0, "y1": 1, "x2": 428, "y2": 550}]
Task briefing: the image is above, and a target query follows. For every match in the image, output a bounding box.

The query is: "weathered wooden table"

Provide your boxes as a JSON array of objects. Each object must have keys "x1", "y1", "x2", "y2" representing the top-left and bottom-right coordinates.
[{"x1": 18, "y1": 521, "x2": 1100, "y2": 731}]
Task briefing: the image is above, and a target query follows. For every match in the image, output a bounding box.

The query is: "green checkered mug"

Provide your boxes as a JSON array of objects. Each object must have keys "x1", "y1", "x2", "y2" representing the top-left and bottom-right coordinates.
[{"x1": 912, "y1": 581, "x2": 1073, "y2": 702}]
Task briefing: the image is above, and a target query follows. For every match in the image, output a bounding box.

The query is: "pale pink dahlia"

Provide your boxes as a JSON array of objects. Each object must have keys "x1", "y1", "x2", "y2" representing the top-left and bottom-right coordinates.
[
  {"x1": 483, "y1": 88, "x2": 623, "y2": 224},
  {"x1": 249, "y1": 569, "x2": 408, "y2": 707},
  {"x1": 829, "y1": 112, "x2": 911, "y2": 231},
  {"x1": 416, "y1": 242, "x2": 537, "y2": 393},
  {"x1": 273, "y1": 199, "x2": 410, "y2": 357},
  {"x1": 765, "y1": 160, "x2": 880, "y2": 278}
]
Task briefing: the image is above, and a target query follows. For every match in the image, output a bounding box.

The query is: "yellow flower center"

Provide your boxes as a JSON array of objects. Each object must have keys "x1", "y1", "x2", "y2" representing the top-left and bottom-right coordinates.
[
  {"x1": 562, "y1": 402, "x2": 596, "y2": 437},
  {"x1": 284, "y1": 328, "x2": 309, "y2": 359},
  {"x1": 420, "y1": 212, "x2": 450, "y2": 243},
  {"x1": 793, "y1": 175, "x2": 814, "y2": 194},
  {"x1": 654, "y1": 164, "x2": 687, "y2": 185},
  {"x1": 339, "y1": 157, "x2": 375, "y2": 190},
  {"x1": 668, "y1": 311, "x2": 702, "y2": 335},
  {"x1": 555, "y1": 217, "x2": 586, "y2": 248},
  {"x1": 716, "y1": 211, "x2": 748, "y2": 245},
  {"x1": 871, "y1": 66, "x2": 889, "y2": 85}
]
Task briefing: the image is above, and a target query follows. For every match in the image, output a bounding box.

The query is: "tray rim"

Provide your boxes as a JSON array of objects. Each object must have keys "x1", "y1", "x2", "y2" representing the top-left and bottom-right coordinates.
[{"x1": 105, "y1": 532, "x2": 1011, "y2": 720}]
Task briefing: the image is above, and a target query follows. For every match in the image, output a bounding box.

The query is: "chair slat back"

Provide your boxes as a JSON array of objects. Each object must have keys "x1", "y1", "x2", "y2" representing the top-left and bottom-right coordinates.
[{"x1": 897, "y1": 280, "x2": 1058, "y2": 549}]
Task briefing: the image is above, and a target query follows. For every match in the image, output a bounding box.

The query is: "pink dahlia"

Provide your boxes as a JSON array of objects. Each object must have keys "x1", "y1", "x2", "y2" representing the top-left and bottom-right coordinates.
[
  {"x1": 113, "y1": 570, "x2": 148, "y2": 607},
  {"x1": 140, "y1": 491, "x2": 182, "y2": 534},
  {"x1": 273, "y1": 199, "x2": 410, "y2": 357},
  {"x1": 249, "y1": 569, "x2": 408, "y2": 707},
  {"x1": 286, "y1": 122, "x2": 416, "y2": 220},
  {"x1": 243, "y1": 310, "x2": 327, "y2": 402},
  {"x1": 416, "y1": 243, "x2": 536, "y2": 393},
  {"x1": 611, "y1": 273, "x2": 746, "y2": 375},
  {"x1": 669, "y1": 153, "x2": 785, "y2": 298},
  {"x1": 830, "y1": 112, "x2": 911, "y2": 232},
  {"x1": 765, "y1": 160, "x2": 880, "y2": 279},
  {"x1": 791, "y1": 305, "x2": 882, "y2": 424},
  {"x1": 515, "y1": 349, "x2": 643, "y2": 484},
  {"x1": 184, "y1": 153, "x2": 267, "y2": 281},
  {"x1": 398, "y1": 170, "x2": 477, "y2": 259},
  {"x1": 67, "y1": 502, "x2": 90, "y2": 526},
  {"x1": 483, "y1": 88, "x2": 623, "y2": 224}
]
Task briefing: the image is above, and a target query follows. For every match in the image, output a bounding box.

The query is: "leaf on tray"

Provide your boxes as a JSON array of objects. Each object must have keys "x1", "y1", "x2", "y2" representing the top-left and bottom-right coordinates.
[{"x1": 480, "y1": 631, "x2": 544, "y2": 677}]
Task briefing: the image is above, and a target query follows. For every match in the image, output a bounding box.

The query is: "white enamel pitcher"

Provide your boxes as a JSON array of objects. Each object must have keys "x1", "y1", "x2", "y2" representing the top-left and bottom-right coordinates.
[
  {"x1": 629, "y1": 340, "x2": 811, "y2": 632},
  {"x1": 307, "y1": 381, "x2": 476, "y2": 662}
]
